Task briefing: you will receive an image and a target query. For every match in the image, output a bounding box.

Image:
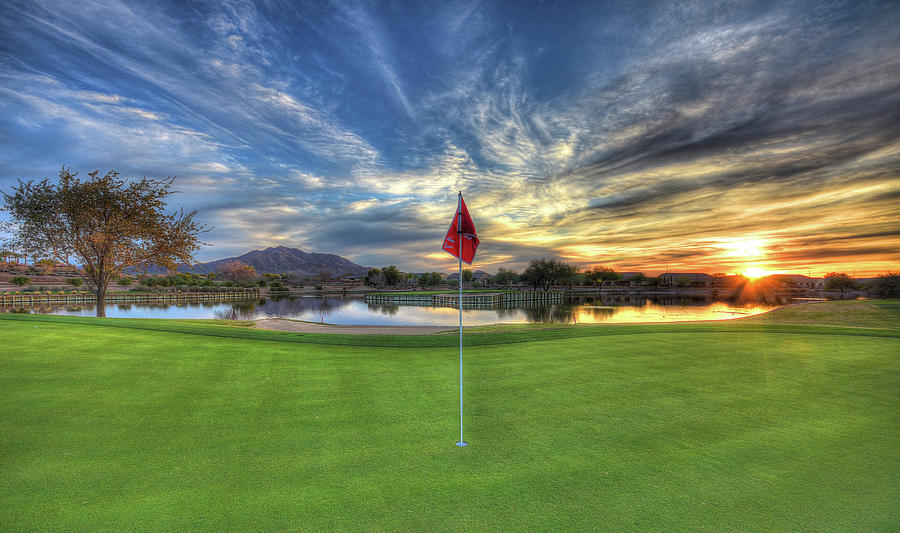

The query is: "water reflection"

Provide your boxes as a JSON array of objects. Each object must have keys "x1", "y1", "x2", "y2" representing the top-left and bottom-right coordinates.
[{"x1": 3, "y1": 294, "x2": 796, "y2": 325}]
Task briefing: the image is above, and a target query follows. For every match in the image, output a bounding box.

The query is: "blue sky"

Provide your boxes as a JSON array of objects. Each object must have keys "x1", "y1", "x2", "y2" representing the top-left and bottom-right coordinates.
[{"x1": 1, "y1": 0, "x2": 898, "y2": 275}]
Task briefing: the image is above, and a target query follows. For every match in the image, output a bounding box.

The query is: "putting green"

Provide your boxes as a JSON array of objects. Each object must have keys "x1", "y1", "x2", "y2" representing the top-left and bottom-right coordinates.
[{"x1": 1, "y1": 302, "x2": 898, "y2": 531}]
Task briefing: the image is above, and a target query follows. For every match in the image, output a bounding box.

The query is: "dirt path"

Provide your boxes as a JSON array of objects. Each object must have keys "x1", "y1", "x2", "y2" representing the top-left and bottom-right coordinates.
[{"x1": 254, "y1": 318, "x2": 455, "y2": 335}]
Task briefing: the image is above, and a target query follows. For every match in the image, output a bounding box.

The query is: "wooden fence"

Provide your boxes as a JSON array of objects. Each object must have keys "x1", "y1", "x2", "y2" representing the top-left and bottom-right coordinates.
[
  {"x1": 0, "y1": 290, "x2": 259, "y2": 307},
  {"x1": 364, "y1": 291, "x2": 564, "y2": 309}
]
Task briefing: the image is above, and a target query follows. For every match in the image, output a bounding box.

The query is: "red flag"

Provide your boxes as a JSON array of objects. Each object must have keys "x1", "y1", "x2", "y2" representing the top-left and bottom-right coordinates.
[{"x1": 442, "y1": 194, "x2": 479, "y2": 264}]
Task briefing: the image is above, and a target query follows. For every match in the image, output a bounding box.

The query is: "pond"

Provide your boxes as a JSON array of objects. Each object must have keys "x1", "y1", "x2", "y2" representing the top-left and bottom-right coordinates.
[{"x1": 7, "y1": 293, "x2": 806, "y2": 325}]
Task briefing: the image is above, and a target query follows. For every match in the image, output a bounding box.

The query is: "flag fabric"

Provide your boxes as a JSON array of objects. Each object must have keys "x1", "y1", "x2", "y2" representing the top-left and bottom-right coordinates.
[{"x1": 442, "y1": 195, "x2": 479, "y2": 264}]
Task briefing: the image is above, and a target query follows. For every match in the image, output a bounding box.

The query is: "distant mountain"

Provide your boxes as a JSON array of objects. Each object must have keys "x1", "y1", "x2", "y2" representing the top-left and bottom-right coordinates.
[{"x1": 189, "y1": 246, "x2": 370, "y2": 277}]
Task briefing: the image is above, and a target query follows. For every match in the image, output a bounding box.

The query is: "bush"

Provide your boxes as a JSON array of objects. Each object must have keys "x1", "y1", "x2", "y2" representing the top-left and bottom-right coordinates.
[
  {"x1": 870, "y1": 273, "x2": 900, "y2": 298},
  {"x1": 118, "y1": 276, "x2": 132, "y2": 286},
  {"x1": 10, "y1": 276, "x2": 30, "y2": 287},
  {"x1": 67, "y1": 277, "x2": 83, "y2": 287}
]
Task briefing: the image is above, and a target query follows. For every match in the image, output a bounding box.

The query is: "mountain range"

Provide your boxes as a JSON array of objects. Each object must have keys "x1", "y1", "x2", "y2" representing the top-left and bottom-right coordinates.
[{"x1": 188, "y1": 246, "x2": 370, "y2": 277}]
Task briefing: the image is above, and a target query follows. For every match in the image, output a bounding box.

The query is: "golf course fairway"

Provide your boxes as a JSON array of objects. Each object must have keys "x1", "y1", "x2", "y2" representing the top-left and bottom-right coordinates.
[{"x1": 2, "y1": 300, "x2": 898, "y2": 531}]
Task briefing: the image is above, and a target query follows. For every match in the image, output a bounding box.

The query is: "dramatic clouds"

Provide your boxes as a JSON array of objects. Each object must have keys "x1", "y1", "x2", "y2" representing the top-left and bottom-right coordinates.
[{"x1": 1, "y1": 0, "x2": 898, "y2": 274}]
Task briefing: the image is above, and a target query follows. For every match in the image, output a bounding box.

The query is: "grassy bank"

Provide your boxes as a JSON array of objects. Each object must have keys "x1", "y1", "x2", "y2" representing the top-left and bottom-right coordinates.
[{"x1": 1, "y1": 302, "x2": 898, "y2": 531}]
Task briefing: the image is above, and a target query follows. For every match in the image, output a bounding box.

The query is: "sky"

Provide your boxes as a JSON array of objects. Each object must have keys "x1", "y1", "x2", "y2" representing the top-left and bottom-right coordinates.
[{"x1": 1, "y1": 0, "x2": 898, "y2": 276}]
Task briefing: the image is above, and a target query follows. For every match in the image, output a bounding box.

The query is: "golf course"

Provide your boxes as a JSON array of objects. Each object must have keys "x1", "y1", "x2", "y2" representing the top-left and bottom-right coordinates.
[{"x1": 2, "y1": 299, "x2": 898, "y2": 531}]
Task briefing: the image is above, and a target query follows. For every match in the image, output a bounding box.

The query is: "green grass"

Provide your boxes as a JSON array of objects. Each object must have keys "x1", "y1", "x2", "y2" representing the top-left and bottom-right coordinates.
[
  {"x1": 743, "y1": 298, "x2": 900, "y2": 329},
  {"x1": 1, "y1": 302, "x2": 898, "y2": 531}
]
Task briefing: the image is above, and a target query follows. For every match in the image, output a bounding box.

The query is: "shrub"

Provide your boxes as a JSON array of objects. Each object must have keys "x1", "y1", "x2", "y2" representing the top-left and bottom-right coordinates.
[
  {"x1": 67, "y1": 277, "x2": 83, "y2": 287},
  {"x1": 10, "y1": 276, "x2": 30, "y2": 287},
  {"x1": 118, "y1": 276, "x2": 132, "y2": 286},
  {"x1": 870, "y1": 273, "x2": 900, "y2": 298}
]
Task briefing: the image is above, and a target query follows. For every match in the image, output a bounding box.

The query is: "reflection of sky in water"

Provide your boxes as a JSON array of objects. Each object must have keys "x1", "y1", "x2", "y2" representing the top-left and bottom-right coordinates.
[{"x1": 29, "y1": 295, "x2": 786, "y2": 325}]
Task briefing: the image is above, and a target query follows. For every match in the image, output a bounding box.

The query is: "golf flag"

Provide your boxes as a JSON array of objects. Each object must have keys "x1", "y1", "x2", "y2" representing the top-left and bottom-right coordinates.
[
  {"x1": 442, "y1": 195, "x2": 479, "y2": 264},
  {"x1": 444, "y1": 192, "x2": 478, "y2": 448}
]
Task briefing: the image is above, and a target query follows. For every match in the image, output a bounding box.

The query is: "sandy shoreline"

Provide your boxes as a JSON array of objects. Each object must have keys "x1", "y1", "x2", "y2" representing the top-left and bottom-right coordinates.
[{"x1": 254, "y1": 318, "x2": 455, "y2": 335}]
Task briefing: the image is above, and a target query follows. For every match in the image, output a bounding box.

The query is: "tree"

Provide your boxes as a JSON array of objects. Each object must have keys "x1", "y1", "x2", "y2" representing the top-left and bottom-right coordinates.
[
  {"x1": 558, "y1": 263, "x2": 582, "y2": 293},
  {"x1": 382, "y1": 265, "x2": 401, "y2": 286},
  {"x1": 67, "y1": 277, "x2": 83, "y2": 288},
  {"x1": 2, "y1": 167, "x2": 206, "y2": 316},
  {"x1": 419, "y1": 272, "x2": 442, "y2": 287},
  {"x1": 462, "y1": 269, "x2": 473, "y2": 283},
  {"x1": 522, "y1": 258, "x2": 573, "y2": 291},
  {"x1": 824, "y1": 272, "x2": 859, "y2": 296},
  {"x1": 317, "y1": 268, "x2": 331, "y2": 289},
  {"x1": 585, "y1": 265, "x2": 620, "y2": 287},
  {"x1": 218, "y1": 261, "x2": 257, "y2": 283},
  {"x1": 493, "y1": 267, "x2": 519, "y2": 286},
  {"x1": 36, "y1": 258, "x2": 56, "y2": 274},
  {"x1": 869, "y1": 272, "x2": 900, "y2": 298},
  {"x1": 627, "y1": 272, "x2": 647, "y2": 286},
  {"x1": 523, "y1": 259, "x2": 551, "y2": 291},
  {"x1": 10, "y1": 276, "x2": 30, "y2": 287},
  {"x1": 364, "y1": 268, "x2": 383, "y2": 286},
  {"x1": 118, "y1": 276, "x2": 132, "y2": 286}
]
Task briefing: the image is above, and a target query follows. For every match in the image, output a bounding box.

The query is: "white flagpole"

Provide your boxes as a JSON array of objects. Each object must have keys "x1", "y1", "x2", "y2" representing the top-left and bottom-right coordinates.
[{"x1": 456, "y1": 192, "x2": 467, "y2": 447}]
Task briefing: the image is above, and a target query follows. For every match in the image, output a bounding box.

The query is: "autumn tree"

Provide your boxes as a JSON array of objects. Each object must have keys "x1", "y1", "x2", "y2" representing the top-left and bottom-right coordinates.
[
  {"x1": 2, "y1": 167, "x2": 206, "y2": 316},
  {"x1": 217, "y1": 261, "x2": 257, "y2": 283},
  {"x1": 36, "y1": 258, "x2": 56, "y2": 274}
]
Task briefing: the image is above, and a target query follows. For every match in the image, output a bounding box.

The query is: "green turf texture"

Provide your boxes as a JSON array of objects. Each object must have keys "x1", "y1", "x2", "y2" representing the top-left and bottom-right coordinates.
[{"x1": 1, "y1": 301, "x2": 898, "y2": 531}]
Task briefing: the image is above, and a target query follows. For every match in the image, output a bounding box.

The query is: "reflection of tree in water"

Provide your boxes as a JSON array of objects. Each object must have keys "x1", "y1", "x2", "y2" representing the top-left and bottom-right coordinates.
[
  {"x1": 524, "y1": 303, "x2": 579, "y2": 324},
  {"x1": 580, "y1": 305, "x2": 616, "y2": 321},
  {"x1": 492, "y1": 307, "x2": 520, "y2": 319},
  {"x1": 364, "y1": 301, "x2": 403, "y2": 316},
  {"x1": 216, "y1": 301, "x2": 258, "y2": 320},
  {"x1": 252, "y1": 295, "x2": 354, "y2": 319},
  {"x1": 567, "y1": 292, "x2": 792, "y2": 309}
]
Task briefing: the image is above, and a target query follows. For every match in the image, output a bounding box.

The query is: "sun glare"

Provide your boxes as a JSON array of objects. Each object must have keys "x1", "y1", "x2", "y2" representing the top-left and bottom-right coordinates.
[{"x1": 743, "y1": 267, "x2": 767, "y2": 278}]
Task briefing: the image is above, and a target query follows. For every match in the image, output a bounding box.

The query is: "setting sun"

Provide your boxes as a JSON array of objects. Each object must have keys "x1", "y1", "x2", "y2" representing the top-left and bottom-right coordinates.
[{"x1": 743, "y1": 267, "x2": 768, "y2": 278}]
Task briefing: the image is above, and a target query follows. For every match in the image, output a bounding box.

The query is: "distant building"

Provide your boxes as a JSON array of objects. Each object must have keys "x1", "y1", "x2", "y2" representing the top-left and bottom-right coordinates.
[
  {"x1": 768, "y1": 274, "x2": 824, "y2": 290},
  {"x1": 659, "y1": 272, "x2": 718, "y2": 288}
]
